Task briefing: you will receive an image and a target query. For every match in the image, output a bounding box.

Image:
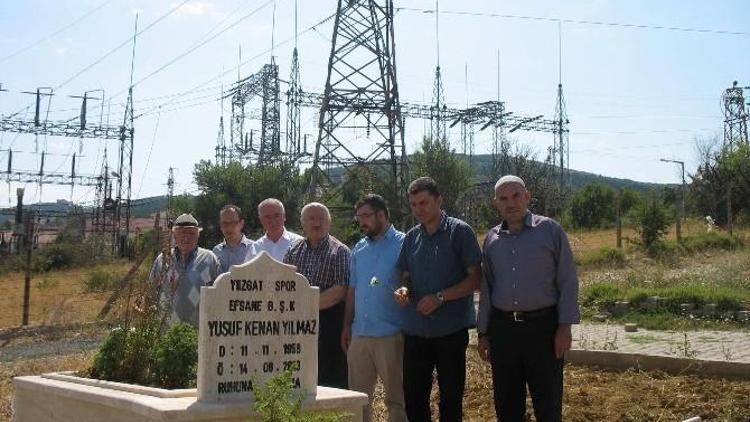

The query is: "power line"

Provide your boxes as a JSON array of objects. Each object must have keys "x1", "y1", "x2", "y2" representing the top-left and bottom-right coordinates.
[
  {"x1": 0, "y1": 0, "x2": 117, "y2": 65},
  {"x1": 108, "y1": 0, "x2": 275, "y2": 101},
  {"x1": 394, "y1": 5, "x2": 749, "y2": 36},
  {"x1": 135, "y1": 11, "x2": 336, "y2": 119},
  {"x1": 53, "y1": 1, "x2": 192, "y2": 94}
]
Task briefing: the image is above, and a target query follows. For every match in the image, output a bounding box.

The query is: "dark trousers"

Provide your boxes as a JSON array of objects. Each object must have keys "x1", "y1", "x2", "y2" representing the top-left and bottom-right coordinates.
[
  {"x1": 318, "y1": 301, "x2": 348, "y2": 389},
  {"x1": 489, "y1": 308, "x2": 563, "y2": 422},
  {"x1": 403, "y1": 328, "x2": 469, "y2": 422}
]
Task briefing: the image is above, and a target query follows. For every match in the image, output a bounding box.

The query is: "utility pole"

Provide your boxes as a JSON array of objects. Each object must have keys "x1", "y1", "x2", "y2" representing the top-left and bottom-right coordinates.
[
  {"x1": 616, "y1": 190, "x2": 622, "y2": 249},
  {"x1": 660, "y1": 158, "x2": 685, "y2": 242},
  {"x1": 22, "y1": 212, "x2": 34, "y2": 326},
  {"x1": 14, "y1": 188, "x2": 24, "y2": 253}
]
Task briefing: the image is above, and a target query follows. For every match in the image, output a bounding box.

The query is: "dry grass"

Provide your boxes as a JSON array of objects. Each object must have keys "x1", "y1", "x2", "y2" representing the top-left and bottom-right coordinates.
[
  {"x1": 2, "y1": 349, "x2": 748, "y2": 422},
  {"x1": 0, "y1": 352, "x2": 95, "y2": 421},
  {"x1": 0, "y1": 338, "x2": 748, "y2": 421},
  {"x1": 0, "y1": 262, "x2": 131, "y2": 329},
  {"x1": 369, "y1": 346, "x2": 750, "y2": 421}
]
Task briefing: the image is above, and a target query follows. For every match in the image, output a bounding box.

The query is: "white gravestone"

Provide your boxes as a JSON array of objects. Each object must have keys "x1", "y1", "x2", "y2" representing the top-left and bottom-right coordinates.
[{"x1": 198, "y1": 251, "x2": 319, "y2": 403}]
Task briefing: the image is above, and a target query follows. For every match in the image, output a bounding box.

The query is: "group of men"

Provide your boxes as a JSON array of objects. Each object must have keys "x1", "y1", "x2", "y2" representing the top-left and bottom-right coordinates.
[{"x1": 150, "y1": 175, "x2": 580, "y2": 422}]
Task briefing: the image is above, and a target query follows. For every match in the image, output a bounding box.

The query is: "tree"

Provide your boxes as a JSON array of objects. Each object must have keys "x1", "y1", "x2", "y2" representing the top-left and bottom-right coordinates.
[
  {"x1": 566, "y1": 183, "x2": 616, "y2": 229},
  {"x1": 690, "y1": 136, "x2": 750, "y2": 225},
  {"x1": 633, "y1": 192, "x2": 671, "y2": 250},
  {"x1": 410, "y1": 137, "x2": 471, "y2": 216},
  {"x1": 483, "y1": 139, "x2": 560, "y2": 217},
  {"x1": 191, "y1": 161, "x2": 307, "y2": 247}
]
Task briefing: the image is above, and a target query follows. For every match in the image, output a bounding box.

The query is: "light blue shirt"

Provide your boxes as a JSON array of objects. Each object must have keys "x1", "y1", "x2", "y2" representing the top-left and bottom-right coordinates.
[
  {"x1": 350, "y1": 225, "x2": 406, "y2": 337},
  {"x1": 212, "y1": 235, "x2": 255, "y2": 273}
]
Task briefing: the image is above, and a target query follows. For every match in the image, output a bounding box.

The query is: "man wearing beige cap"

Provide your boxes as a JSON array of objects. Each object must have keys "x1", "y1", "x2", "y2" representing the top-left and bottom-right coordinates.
[
  {"x1": 149, "y1": 213, "x2": 221, "y2": 327},
  {"x1": 477, "y1": 175, "x2": 580, "y2": 421}
]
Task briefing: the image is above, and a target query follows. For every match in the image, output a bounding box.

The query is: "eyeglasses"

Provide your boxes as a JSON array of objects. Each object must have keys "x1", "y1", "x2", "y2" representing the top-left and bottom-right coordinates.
[
  {"x1": 220, "y1": 220, "x2": 241, "y2": 227},
  {"x1": 355, "y1": 211, "x2": 376, "y2": 221}
]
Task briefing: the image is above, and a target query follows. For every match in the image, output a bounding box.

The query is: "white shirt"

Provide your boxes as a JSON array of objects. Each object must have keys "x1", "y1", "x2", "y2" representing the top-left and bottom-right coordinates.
[{"x1": 255, "y1": 228, "x2": 304, "y2": 262}]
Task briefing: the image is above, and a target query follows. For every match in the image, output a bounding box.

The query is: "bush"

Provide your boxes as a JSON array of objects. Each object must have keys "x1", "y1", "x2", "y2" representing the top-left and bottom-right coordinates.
[
  {"x1": 681, "y1": 232, "x2": 743, "y2": 252},
  {"x1": 84, "y1": 267, "x2": 121, "y2": 292},
  {"x1": 150, "y1": 323, "x2": 199, "y2": 389},
  {"x1": 34, "y1": 244, "x2": 77, "y2": 272},
  {"x1": 633, "y1": 194, "x2": 671, "y2": 252},
  {"x1": 88, "y1": 323, "x2": 199, "y2": 389},
  {"x1": 577, "y1": 246, "x2": 626, "y2": 267}
]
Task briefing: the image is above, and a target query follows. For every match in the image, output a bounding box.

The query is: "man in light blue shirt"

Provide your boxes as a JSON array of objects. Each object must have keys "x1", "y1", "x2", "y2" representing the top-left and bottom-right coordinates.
[
  {"x1": 212, "y1": 205, "x2": 255, "y2": 272},
  {"x1": 341, "y1": 194, "x2": 407, "y2": 422}
]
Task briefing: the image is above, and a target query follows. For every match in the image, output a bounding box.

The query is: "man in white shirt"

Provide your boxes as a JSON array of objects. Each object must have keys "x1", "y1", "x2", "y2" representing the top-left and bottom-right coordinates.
[{"x1": 254, "y1": 198, "x2": 303, "y2": 262}]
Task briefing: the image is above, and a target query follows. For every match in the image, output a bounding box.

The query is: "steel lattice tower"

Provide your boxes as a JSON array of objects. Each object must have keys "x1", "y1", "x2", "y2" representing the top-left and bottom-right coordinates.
[
  {"x1": 115, "y1": 86, "x2": 134, "y2": 256},
  {"x1": 227, "y1": 62, "x2": 281, "y2": 167},
  {"x1": 432, "y1": 65, "x2": 447, "y2": 144},
  {"x1": 309, "y1": 0, "x2": 406, "y2": 206},
  {"x1": 722, "y1": 81, "x2": 749, "y2": 148},
  {"x1": 285, "y1": 0, "x2": 303, "y2": 163},
  {"x1": 553, "y1": 83, "x2": 570, "y2": 187}
]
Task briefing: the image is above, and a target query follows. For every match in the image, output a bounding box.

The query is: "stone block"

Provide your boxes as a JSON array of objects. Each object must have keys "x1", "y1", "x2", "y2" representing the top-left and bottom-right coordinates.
[{"x1": 613, "y1": 301, "x2": 630, "y2": 317}]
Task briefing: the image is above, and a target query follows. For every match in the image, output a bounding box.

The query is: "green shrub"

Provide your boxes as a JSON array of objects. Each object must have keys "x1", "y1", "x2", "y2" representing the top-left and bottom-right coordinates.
[
  {"x1": 150, "y1": 323, "x2": 198, "y2": 389},
  {"x1": 581, "y1": 283, "x2": 622, "y2": 308},
  {"x1": 633, "y1": 195, "x2": 671, "y2": 252},
  {"x1": 34, "y1": 244, "x2": 76, "y2": 272},
  {"x1": 88, "y1": 326, "x2": 131, "y2": 382},
  {"x1": 84, "y1": 267, "x2": 117, "y2": 292},
  {"x1": 681, "y1": 232, "x2": 743, "y2": 252},
  {"x1": 577, "y1": 246, "x2": 626, "y2": 267},
  {"x1": 87, "y1": 323, "x2": 199, "y2": 389}
]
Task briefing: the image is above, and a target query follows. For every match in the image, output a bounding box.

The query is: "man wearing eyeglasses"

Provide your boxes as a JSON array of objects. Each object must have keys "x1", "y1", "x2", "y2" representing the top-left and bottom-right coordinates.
[
  {"x1": 212, "y1": 204, "x2": 256, "y2": 273},
  {"x1": 342, "y1": 194, "x2": 407, "y2": 422}
]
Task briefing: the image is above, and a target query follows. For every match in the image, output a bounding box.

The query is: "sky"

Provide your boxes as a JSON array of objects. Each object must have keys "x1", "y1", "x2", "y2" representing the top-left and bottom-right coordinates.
[{"x1": 0, "y1": 0, "x2": 748, "y2": 208}]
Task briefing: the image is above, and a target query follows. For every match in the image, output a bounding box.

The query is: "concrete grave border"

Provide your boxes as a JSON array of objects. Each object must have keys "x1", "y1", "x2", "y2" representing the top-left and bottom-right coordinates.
[{"x1": 567, "y1": 349, "x2": 750, "y2": 380}]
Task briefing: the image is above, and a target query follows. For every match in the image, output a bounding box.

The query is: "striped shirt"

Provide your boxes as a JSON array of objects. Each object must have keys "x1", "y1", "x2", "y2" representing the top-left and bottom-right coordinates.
[{"x1": 283, "y1": 234, "x2": 350, "y2": 291}]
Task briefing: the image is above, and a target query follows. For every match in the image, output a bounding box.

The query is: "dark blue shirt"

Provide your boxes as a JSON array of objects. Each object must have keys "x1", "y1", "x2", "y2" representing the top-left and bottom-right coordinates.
[{"x1": 396, "y1": 212, "x2": 482, "y2": 338}]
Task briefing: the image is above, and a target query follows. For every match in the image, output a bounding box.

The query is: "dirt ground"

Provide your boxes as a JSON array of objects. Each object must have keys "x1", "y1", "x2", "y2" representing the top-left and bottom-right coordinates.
[{"x1": 1, "y1": 342, "x2": 748, "y2": 422}]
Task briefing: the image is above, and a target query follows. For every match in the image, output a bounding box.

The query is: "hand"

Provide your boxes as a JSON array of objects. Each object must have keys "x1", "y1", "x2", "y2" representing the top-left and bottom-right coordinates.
[
  {"x1": 478, "y1": 336, "x2": 491, "y2": 362},
  {"x1": 394, "y1": 287, "x2": 410, "y2": 307},
  {"x1": 341, "y1": 324, "x2": 352, "y2": 353},
  {"x1": 554, "y1": 324, "x2": 573, "y2": 359},
  {"x1": 416, "y1": 294, "x2": 442, "y2": 316}
]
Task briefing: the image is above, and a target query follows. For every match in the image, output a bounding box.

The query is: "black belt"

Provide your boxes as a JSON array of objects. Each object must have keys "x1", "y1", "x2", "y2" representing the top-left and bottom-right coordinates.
[{"x1": 492, "y1": 306, "x2": 556, "y2": 322}]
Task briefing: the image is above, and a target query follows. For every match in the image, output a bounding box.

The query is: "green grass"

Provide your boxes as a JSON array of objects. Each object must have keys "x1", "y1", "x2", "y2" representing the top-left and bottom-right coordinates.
[
  {"x1": 579, "y1": 246, "x2": 750, "y2": 330},
  {"x1": 576, "y1": 246, "x2": 627, "y2": 268}
]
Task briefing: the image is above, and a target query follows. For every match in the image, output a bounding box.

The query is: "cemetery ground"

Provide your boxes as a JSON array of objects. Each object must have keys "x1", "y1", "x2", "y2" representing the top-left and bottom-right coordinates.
[
  {"x1": 1, "y1": 329, "x2": 749, "y2": 421},
  {"x1": 0, "y1": 223, "x2": 749, "y2": 420}
]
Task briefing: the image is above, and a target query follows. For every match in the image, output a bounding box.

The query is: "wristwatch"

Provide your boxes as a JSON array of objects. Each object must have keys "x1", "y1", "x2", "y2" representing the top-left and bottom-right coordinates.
[{"x1": 436, "y1": 290, "x2": 446, "y2": 304}]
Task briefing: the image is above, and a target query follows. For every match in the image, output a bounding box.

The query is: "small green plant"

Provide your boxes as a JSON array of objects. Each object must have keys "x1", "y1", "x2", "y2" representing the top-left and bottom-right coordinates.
[
  {"x1": 676, "y1": 332, "x2": 698, "y2": 359},
  {"x1": 252, "y1": 366, "x2": 348, "y2": 422}
]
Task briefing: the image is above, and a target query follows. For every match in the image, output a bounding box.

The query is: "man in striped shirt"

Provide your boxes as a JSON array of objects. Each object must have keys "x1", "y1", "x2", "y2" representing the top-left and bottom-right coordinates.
[{"x1": 284, "y1": 202, "x2": 351, "y2": 389}]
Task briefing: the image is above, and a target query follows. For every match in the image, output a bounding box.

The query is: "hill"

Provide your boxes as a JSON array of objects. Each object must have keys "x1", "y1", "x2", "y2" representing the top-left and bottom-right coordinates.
[{"x1": 1, "y1": 158, "x2": 666, "y2": 225}]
